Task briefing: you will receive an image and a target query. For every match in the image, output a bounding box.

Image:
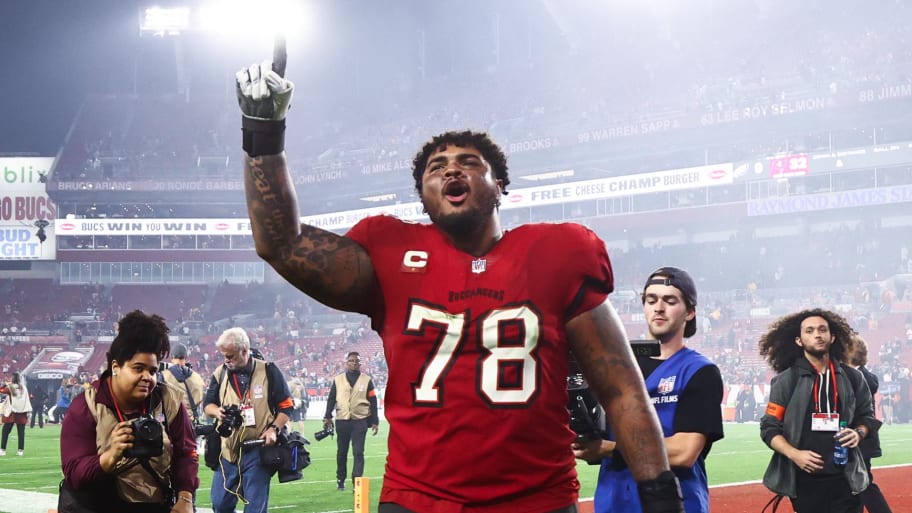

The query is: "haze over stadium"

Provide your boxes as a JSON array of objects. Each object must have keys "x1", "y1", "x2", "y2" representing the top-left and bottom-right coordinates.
[{"x1": 2, "y1": 0, "x2": 912, "y2": 512}]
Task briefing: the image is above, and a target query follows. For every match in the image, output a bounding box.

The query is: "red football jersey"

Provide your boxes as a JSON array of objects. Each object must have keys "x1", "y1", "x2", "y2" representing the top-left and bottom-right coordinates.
[{"x1": 347, "y1": 215, "x2": 614, "y2": 511}]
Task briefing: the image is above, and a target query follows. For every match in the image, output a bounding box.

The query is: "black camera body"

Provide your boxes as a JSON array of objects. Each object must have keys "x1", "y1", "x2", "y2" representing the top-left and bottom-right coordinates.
[
  {"x1": 630, "y1": 340, "x2": 661, "y2": 357},
  {"x1": 217, "y1": 404, "x2": 245, "y2": 438},
  {"x1": 194, "y1": 422, "x2": 215, "y2": 437},
  {"x1": 567, "y1": 358, "x2": 604, "y2": 443},
  {"x1": 568, "y1": 386, "x2": 603, "y2": 443},
  {"x1": 314, "y1": 424, "x2": 334, "y2": 441},
  {"x1": 125, "y1": 415, "x2": 164, "y2": 459}
]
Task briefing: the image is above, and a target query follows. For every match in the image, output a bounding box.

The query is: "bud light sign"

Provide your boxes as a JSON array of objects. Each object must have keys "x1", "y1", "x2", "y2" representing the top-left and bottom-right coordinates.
[{"x1": 0, "y1": 227, "x2": 44, "y2": 259}]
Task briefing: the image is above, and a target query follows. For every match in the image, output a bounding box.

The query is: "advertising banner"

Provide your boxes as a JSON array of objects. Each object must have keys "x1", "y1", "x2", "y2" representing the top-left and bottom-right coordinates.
[
  {"x1": 56, "y1": 162, "x2": 734, "y2": 235},
  {"x1": 747, "y1": 183, "x2": 912, "y2": 216},
  {"x1": 25, "y1": 347, "x2": 93, "y2": 381},
  {"x1": 0, "y1": 157, "x2": 57, "y2": 260}
]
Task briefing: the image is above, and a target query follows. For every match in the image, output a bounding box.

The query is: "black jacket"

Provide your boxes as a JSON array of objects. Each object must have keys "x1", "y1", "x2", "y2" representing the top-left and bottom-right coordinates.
[
  {"x1": 858, "y1": 365, "x2": 883, "y2": 460},
  {"x1": 30, "y1": 384, "x2": 47, "y2": 406},
  {"x1": 760, "y1": 358, "x2": 879, "y2": 497}
]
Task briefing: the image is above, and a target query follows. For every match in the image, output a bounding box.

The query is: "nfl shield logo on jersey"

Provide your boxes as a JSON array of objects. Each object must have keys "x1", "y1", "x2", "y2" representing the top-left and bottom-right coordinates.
[
  {"x1": 471, "y1": 258, "x2": 487, "y2": 274},
  {"x1": 657, "y1": 376, "x2": 676, "y2": 394}
]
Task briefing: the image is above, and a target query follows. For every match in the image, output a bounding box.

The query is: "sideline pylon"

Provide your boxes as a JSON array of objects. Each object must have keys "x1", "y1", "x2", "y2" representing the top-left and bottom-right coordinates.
[{"x1": 354, "y1": 476, "x2": 370, "y2": 513}]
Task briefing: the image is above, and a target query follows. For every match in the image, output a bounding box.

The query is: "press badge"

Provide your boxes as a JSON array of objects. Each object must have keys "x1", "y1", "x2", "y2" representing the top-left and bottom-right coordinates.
[
  {"x1": 242, "y1": 405, "x2": 256, "y2": 426},
  {"x1": 811, "y1": 412, "x2": 839, "y2": 431}
]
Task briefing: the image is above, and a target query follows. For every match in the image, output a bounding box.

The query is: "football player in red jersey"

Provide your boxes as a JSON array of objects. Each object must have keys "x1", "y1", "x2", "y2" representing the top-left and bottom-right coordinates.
[{"x1": 236, "y1": 58, "x2": 684, "y2": 513}]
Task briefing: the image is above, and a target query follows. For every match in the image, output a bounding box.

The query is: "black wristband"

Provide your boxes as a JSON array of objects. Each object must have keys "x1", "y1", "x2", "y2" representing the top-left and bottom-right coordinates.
[
  {"x1": 242, "y1": 117, "x2": 285, "y2": 157},
  {"x1": 638, "y1": 470, "x2": 685, "y2": 513}
]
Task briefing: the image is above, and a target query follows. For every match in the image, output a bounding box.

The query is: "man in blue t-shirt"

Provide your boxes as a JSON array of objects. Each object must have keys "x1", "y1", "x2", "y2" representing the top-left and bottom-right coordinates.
[{"x1": 575, "y1": 267, "x2": 724, "y2": 513}]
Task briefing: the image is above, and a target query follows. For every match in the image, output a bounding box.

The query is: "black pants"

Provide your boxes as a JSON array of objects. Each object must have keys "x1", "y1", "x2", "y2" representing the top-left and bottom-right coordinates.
[
  {"x1": 379, "y1": 503, "x2": 577, "y2": 513},
  {"x1": 52, "y1": 406, "x2": 68, "y2": 424},
  {"x1": 790, "y1": 472, "x2": 861, "y2": 513},
  {"x1": 58, "y1": 479, "x2": 172, "y2": 513},
  {"x1": 1, "y1": 423, "x2": 25, "y2": 451},
  {"x1": 860, "y1": 458, "x2": 893, "y2": 513},
  {"x1": 30, "y1": 402, "x2": 44, "y2": 428},
  {"x1": 336, "y1": 418, "x2": 368, "y2": 483}
]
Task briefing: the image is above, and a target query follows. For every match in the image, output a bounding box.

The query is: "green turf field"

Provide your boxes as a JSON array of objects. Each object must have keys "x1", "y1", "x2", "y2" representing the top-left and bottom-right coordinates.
[{"x1": 2, "y1": 421, "x2": 910, "y2": 512}]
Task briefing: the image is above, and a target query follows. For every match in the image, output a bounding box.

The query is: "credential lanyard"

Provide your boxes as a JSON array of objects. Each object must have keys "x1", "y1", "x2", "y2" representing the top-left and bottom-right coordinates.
[
  {"x1": 812, "y1": 360, "x2": 838, "y2": 414},
  {"x1": 231, "y1": 373, "x2": 251, "y2": 404},
  {"x1": 107, "y1": 378, "x2": 147, "y2": 421}
]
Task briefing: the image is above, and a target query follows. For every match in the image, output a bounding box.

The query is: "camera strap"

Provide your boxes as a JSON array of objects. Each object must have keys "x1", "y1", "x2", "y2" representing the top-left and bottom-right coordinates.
[
  {"x1": 107, "y1": 378, "x2": 178, "y2": 463},
  {"x1": 108, "y1": 379, "x2": 149, "y2": 421},
  {"x1": 137, "y1": 458, "x2": 175, "y2": 506},
  {"x1": 106, "y1": 380, "x2": 172, "y2": 440},
  {"x1": 167, "y1": 365, "x2": 201, "y2": 424},
  {"x1": 181, "y1": 378, "x2": 200, "y2": 424},
  {"x1": 215, "y1": 364, "x2": 233, "y2": 407}
]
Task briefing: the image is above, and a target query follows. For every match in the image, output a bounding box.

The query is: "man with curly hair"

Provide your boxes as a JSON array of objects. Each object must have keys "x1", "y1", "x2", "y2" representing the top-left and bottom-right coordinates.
[
  {"x1": 233, "y1": 56, "x2": 684, "y2": 513},
  {"x1": 759, "y1": 309, "x2": 880, "y2": 513}
]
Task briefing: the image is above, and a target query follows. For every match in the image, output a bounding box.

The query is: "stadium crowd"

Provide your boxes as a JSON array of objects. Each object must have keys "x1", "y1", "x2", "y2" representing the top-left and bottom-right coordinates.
[
  {"x1": 2, "y1": 257, "x2": 911, "y2": 426},
  {"x1": 47, "y1": 0, "x2": 912, "y2": 216}
]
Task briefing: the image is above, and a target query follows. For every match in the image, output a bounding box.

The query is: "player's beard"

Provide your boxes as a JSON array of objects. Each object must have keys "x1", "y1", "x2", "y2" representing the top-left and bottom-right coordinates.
[
  {"x1": 427, "y1": 187, "x2": 500, "y2": 239},
  {"x1": 803, "y1": 342, "x2": 832, "y2": 359}
]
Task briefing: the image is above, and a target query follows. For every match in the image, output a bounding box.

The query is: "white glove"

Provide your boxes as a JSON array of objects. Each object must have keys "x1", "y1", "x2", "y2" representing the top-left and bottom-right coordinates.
[{"x1": 236, "y1": 60, "x2": 294, "y2": 121}]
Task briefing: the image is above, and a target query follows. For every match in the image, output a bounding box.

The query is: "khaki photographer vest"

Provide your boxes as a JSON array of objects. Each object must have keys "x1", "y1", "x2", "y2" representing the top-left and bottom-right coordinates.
[
  {"x1": 215, "y1": 359, "x2": 276, "y2": 463},
  {"x1": 161, "y1": 365, "x2": 206, "y2": 417},
  {"x1": 333, "y1": 373, "x2": 371, "y2": 420},
  {"x1": 84, "y1": 382, "x2": 183, "y2": 504}
]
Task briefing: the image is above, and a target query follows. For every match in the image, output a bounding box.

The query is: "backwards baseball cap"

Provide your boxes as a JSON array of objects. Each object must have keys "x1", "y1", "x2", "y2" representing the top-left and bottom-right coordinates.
[
  {"x1": 172, "y1": 343, "x2": 189, "y2": 359},
  {"x1": 643, "y1": 267, "x2": 698, "y2": 338}
]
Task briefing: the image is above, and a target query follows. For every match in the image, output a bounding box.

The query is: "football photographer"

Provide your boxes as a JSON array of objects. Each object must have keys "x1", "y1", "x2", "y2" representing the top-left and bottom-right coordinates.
[{"x1": 203, "y1": 327, "x2": 294, "y2": 513}]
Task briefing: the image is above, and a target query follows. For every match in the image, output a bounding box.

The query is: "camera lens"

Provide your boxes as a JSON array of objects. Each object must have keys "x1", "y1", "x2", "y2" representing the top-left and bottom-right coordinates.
[
  {"x1": 135, "y1": 419, "x2": 158, "y2": 440},
  {"x1": 125, "y1": 416, "x2": 164, "y2": 458},
  {"x1": 314, "y1": 425, "x2": 334, "y2": 441},
  {"x1": 217, "y1": 405, "x2": 245, "y2": 437},
  {"x1": 217, "y1": 421, "x2": 234, "y2": 438}
]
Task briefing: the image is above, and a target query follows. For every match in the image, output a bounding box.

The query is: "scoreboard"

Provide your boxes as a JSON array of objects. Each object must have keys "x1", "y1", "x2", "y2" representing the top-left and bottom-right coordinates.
[{"x1": 768, "y1": 154, "x2": 810, "y2": 178}]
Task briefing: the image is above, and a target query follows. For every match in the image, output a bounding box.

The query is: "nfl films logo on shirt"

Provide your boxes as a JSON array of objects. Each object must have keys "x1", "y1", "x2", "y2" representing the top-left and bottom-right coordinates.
[{"x1": 657, "y1": 376, "x2": 676, "y2": 394}]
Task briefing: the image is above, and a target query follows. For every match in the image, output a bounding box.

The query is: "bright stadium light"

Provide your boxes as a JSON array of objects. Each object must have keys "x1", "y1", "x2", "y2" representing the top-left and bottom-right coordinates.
[
  {"x1": 140, "y1": 6, "x2": 192, "y2": 36},
  {"x1": 199, "y1": 0, "x2": 309, "y2": 37},
  {"x1": 139, "y1": 1, "x2": 310, "y2": 38}
]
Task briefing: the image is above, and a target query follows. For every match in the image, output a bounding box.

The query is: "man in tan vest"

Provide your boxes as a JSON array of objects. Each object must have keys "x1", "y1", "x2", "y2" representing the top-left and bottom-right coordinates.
[
  {"x1": 161, "y1": 343, "x2": 206, "y2": 425},
  {"x1": 287, "y1": 375, "x2": 309, "y2": 433},
  {"x1": 323, "y1": 351, "x2": 379, "y2": 491},
  {"x1": 204, "y1": 327, "x2": 294, "y2": 512}
]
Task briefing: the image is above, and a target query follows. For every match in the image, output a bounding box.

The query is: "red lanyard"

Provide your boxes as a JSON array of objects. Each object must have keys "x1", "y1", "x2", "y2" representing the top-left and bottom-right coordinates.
[
  {"x1": 232, "y1": 373, "x2": 251, "y2": 403},
  {"x1": 107, "y1": 378, "x2": 146, "y2": 422},
  {"x1": 812, "y1": 360, "x2": 839, "y2": 413}
]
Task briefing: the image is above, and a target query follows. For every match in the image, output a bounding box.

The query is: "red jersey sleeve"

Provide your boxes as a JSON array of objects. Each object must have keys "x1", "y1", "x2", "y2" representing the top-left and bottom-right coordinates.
[
  {"x1": 345, "y1": 214, "x2": 402, "y2": 319},
  {"x1": 551, "y1": 223, "x2": 614, "y2": 321}
]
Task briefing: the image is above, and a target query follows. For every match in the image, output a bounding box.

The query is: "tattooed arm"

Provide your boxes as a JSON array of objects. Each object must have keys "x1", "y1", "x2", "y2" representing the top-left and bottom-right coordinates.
[
  {"x1": 567, "y1": 299, "x2": 671, "y2": 481},
  {"x1": 244, "y1": 153, "x2": 378, "y2": 313}
]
